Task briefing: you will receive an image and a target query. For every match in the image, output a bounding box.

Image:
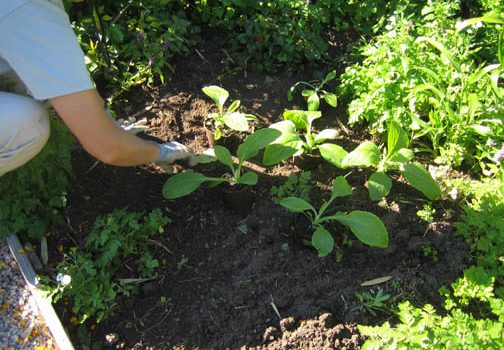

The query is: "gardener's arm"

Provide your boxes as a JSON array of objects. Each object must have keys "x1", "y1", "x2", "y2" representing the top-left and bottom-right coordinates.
[{"x1": 50, "y1": 89, "x2": 160, "y2": 166}]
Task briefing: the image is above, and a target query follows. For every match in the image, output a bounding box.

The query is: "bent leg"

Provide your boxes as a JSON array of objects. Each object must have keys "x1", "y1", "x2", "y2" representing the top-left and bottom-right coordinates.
[{"x1": 0, "y1": 92, "x2": 50, "y2": 177}]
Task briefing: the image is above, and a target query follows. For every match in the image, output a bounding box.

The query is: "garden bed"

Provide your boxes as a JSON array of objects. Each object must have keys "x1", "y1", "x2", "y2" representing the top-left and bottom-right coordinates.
[{"x1": 48, "y1": 35, "x2": 469, "y2": 349}]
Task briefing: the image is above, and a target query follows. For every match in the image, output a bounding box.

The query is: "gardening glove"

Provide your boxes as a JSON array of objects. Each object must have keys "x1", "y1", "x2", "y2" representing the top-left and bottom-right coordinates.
[
  {"x1": 155, "y1": 141, "x2": 194, "y2": 173},
  {"x1": 106, "y1": 107, "x2": 150, "y2": 135}
]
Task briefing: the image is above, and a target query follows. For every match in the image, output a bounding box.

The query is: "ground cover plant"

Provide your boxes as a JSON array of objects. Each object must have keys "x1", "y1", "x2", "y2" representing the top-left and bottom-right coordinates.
[{"x1": 3, "y1": 0, "x2": 503, "y2": 348}]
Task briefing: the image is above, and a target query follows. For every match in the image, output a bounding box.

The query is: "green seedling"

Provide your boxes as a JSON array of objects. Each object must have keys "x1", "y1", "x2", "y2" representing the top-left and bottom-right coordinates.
[
  {"x1": 263, "y1": 110, "x2": 346, "y2": 166},
  {"x1": 288, "y1": 70, "x2": 338, "y2": 111},
  {"x1": 341, "y1": 121, "x2": 441, "y2": 200},
  {"x1": 356, "y1": 288, "x2": 391, "y2": 317},
  {"x1": 270, "y1": 170, "x2": 312, "y2": 204},
  {"x1": 202, "y1": 85, "x2": 257, "y2": 140},
  {"x1": 280, "y1": 176, "x2": 389, "y2": 257},
  {"x1": 163, "y1": 128, "x2": 281, "y2": 199}
]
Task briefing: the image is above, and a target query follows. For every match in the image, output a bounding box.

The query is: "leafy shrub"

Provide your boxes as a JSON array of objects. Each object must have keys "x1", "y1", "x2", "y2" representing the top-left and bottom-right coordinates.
[
  {"x1": 340, "y1": 0, "x2": 504, "y2": 169},
  {"x1": 193, "y1": 0, "x2": 396, "y2": 72},
  {"x1": 0, "y1": 113, "x2": 75, "y2": 240},
  {"x1": 50, "y1": 209, "x2": 171, "y2": 323},
  {"x1": 66, "y1": 0, "x2": 198, "y2": 96},
  {"x1": 360, "y1": 171, "x2": 504, "y2": 349}
]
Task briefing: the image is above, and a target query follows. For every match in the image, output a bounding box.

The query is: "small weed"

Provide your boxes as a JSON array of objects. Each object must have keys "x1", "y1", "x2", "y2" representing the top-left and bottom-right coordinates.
[
  {"x1": 355, "y1": 288, "x2": 391, "y2": 317},
  {"x1": 270, "y1": 171, "x2": 312, "y2": 204},
  {"x1": 177, "y1": 255, "x2": 189, "y2": 271},
  {"x1": 422, "y1": 245, "x2": 439, "y2": 262},
  {"x1": 417, "y1": 204, "x2": 436, "y2": 223}
]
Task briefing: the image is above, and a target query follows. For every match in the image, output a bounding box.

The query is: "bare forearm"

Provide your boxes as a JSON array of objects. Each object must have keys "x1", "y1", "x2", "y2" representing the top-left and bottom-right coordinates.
[{"x1": 50, "y1": 89, "x2": 160, "y2": 166}]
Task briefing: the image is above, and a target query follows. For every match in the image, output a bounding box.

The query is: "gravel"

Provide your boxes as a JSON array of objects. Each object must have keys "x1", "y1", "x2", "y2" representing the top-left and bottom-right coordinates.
[{"x1": 0, "y1": 240, "x2": 55, "y2": 349}]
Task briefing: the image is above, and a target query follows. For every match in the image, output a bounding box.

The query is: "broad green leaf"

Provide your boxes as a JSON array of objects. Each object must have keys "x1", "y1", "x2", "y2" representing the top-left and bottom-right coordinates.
[
  {"x1": 331, "y1": 176, "x2": 352, "y2": 198},
  {"x1": 307, "y1": 93, "x2": 320, "y2": 111},
  {"x1": 263, "y1": 143, "x2": 299, "y2": 166},
  {"x1": 227, "y1": 99, "x2": 241, "y2": 113},
  {"x1": 214, "y1": 128, "x2": 222, "y2": 140},
  {"x1": 279, "y1": 197, "x2": 315, "y2": 213},
  {"x1": 368, "y1": 172, "x2": 392, "y2": 201},
  {"x1": 302, "y1": 89, "x2": 314, "y2": 97},
  {"x1": 389, "y1": 148, "x2": 414, "y2": 163},
  {"x1": 223, "y1": 112, "x2": 249, "y2": 131},
  {"x1": 342, "y1": 142, "x2": 381, "y2": 168},
  {"x1": 314, "y1": 129, "x2": 339, "y2": 142},
  {"x1": 214, "y1": 146, "x2": 233, "y2": 168},
  {"x1": 312, "y1": 226, "x2": 334, "y2": 257},
  {"x1": 387, "y1": 121, "x2": 409, "y2": 159},
  {"x1": 237, "y1": 171, "x2": 258, "y2": 185},
  {"x1": 401, "y1": 163, "x2": 441, "y2": 200},
  {"x1": 334, "y1": 211, "x2": 389, "y2": 248},
  {"x1": 306, "y1": 111, "x2": 322, "y2": 126},
  {"x1": 163, "y1": 172, "x2": 210, "y2": 199},
  {"x1": 202, "y1": 85, "x2": 228, "y2": 109},
  {"x1": 263, "y1": 121, "x2": 302, "y2": 165},
  {"x1": 237, "y1": 128, "x2": 281, "y2": 162},
  {"x1": 283, "y1": 110, "x2": 309, "y2": 130},
  {"x1": 323, "y1": 70, "x2": 337, "y2": 83},
  {"x1": 323, "y1": 92, "x2": 337, "y2": 107},
  {"x1": 319, "y1": 143, "x2": 348, "y2": 168},
  {"x1": 188, "y1": 153, "x2": 217, "y2": 166}
]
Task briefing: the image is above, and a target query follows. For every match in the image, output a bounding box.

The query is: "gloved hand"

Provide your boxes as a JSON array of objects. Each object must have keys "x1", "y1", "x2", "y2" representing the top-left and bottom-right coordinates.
[
  {"x1": 155, "y1": 141, "x2": 194, "y2": 173},
  {"x1": 117, "y1": 116, "x2": 150, "y2": 135},
  {"x1": 105, "y1": 107, "x2": 150, "y2": 135}
]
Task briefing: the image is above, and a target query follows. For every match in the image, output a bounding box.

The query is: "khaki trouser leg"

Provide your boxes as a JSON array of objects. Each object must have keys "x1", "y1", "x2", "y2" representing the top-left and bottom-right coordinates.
[{"x1": 0, "y1": 92, "x2": 50, "y2": 177}]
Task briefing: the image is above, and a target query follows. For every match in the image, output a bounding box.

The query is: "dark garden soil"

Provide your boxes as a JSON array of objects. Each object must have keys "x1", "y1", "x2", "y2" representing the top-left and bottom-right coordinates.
[{"x1": 51, "y1": 31, "x2": 468, "y2": 349}]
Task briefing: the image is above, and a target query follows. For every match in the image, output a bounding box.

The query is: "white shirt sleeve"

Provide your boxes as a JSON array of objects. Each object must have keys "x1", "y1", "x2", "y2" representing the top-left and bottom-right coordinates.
[{"x1": 0, "y1": 0, "x2": 94, "y2": 100}]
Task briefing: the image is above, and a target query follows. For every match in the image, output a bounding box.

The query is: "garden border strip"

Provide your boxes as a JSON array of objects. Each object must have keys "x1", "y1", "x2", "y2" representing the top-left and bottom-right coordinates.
[{"x1": 6, "y1": 234, "x2": 75, "y2": 350}]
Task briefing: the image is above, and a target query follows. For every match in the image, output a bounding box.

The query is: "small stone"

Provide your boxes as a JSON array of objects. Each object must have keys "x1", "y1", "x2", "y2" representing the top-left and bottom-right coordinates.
[
  {"x1": 318, "y1": 313, "x2": 335, "y2": 328},
  {"x1": 279, "y1": 317, "x2": 296, "y2": 332},
  {"x1": 262, "y1": 326, "x2": 280, "y2": 342},
  {"x1": 105, "y1": 332, "x2": 119, "y2": 346},
  {"x1": 142, "y1": 281, "x2": 159, "y2": 296}
]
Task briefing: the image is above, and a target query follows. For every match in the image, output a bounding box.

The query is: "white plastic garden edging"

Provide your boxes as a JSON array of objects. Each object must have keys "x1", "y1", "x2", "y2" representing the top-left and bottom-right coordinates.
[{"x1": 6, "y1": 234, "x2": 75, "y2": 350}]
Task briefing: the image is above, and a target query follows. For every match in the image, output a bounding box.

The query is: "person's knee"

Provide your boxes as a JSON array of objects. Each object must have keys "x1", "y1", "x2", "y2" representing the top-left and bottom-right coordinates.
[{"x1": 0, "y1": 92, "x2": 50, "y2": 176}]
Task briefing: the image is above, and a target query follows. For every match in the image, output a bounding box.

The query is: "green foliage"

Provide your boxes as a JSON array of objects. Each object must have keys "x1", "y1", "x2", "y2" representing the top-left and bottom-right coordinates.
[
  {"x1": 193, "y1": 0, "x2": 395, "y2": 72},
  {"x1": 360, "y1": 301, "x2": 504, "y2": 349},
  {"x1": 50, "y1": 209, "x2": 170, "y2": 323},
  {"x1": 263, "y1": 110, "x2": 343, "y2": 166},
  {"x1": 288, "y1": 70, "x2": 338, "y2": 111},
  {"x1": 280, "y1": 176, "x2": 389, "y2": 257},
  {"x1": 340, "y1": 0, "x2": 504, "y2": 169},
  {"x1": 202, "y1": 85, "x2": 256, "y2": 140},
  {"x1": 66, "y1": 0, "x2": 198, "y2": 96},
  {"x1": 270, "y1": 170, "x2": 312, "y2": 204},
  {"x1": 163, "y1": 128, "x2": 281, "y2": 199},
  {"x1": 356, "y1": 288, "x2": 391, "y2": 317},
  {"x1": 0, "y1": 114, "x2": 75, "y2": 240},
  {"x1": 417, "y1": 203, "x2": 436, "y2": 223},
  {"x1": 452, "y1": 174, "x2": 504, "y2": 290},
  {"x1": 361, "y1": 171, "x2": 504, "y2": 349},
  {"x1": 341, "y1": 122, "x2": 441, "y2": 200}
]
